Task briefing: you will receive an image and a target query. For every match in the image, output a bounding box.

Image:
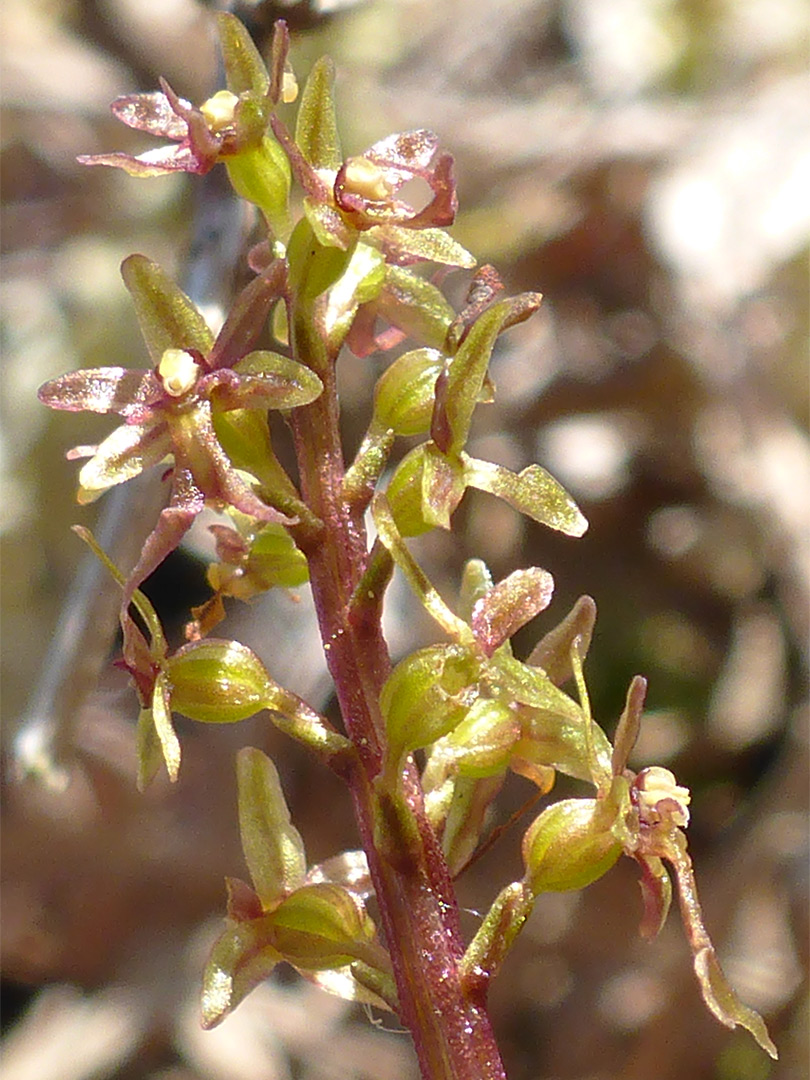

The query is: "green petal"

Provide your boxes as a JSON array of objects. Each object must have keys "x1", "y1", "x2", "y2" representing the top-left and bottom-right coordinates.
[{"x1": 295, "y1": 56, "x2": 341, "y2": 171}]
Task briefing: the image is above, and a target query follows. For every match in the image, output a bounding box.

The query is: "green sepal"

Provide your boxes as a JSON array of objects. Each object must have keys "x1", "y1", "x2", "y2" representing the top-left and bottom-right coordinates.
[
  {"x1": 236, "y1": 747, "x2": 306, "y2": 908},
  {"x1": 432, "y1": 293, "x2": 542, "y2": 456},
  {"x1": 233, "y1": 349, "x2": 324, "y2": 407},
  {"x1": 269, "y1": 883, "x2": 377, "y2": 970},
  {"x1": 437, "y1": 774, "x2": 505, "y2": 877},
  {"x1": 384, "y1": 444, "x2": 434, "y2": 537},
  {"x1": 343, "y1": 422, "x2": 395, "y2": 511},
  {"x1": 121, "y1": 254, "x2": 214, "y2": 364},
  {"x1": 295, "y1": 56, "x2": 341, "y2": 170},
  {"x1": 303, "y1": 198, "x2": 354, "y2": 250},
  {"x1": 287, "y1": 217, "x2": 354, "y2": 302},
  {"x1": 486, "y1": 652, "x2": 583, "y2": 724},
  {"x1": 167, "y1": 639, "x2": 273, "y2": 724},
  {"x1": 135, "y1": 706, "x2": 164, "y2": 792},
  {"x1": 461, "y1": 881, "x2": 533, "y2": 990},
  {"x1": 367, "y1": 224, "x2": 476, "y2": 268},
  {"x1": 371, "y1": 492, "x2": 471, "y2": 640},
  {"x1": 201, "y1": 914, "x2": 282, "y2": 1028},
  {"x1": 226, "y1": 135, "x2": 291, "y2": 240},
  {"x1": 458, "y1": 558, "x2": 494, "y2": 621},
  {"x1": 150, "y1": 670, "x2": 182, "y2": 782},
  {"x1": 244, "y1": 522, "x2": 309, "y2": 589},
  {"x1": 217, "y1": 12, "x2": 270, "y2": 97},
  {"x1": 378, "y1": 265, "x2": 455, "y2": 349},
  {"x1": 522, "y1": 782, "x2": 628, "y2": 895},
  {"x1": 463, "y1": 455, "x2": 588, "y2": 537},
  {"x1": 323, "y1": 241, "x2": 386, "y2": 352},
  {"x1": 380, "y1": 644, "x2": 479, "y2": 768}
]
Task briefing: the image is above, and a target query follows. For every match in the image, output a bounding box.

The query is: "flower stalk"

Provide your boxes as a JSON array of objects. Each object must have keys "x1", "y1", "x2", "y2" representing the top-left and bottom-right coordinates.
[{"x1": 34, "y1": 12, "x2": 777, "y2": 1077}]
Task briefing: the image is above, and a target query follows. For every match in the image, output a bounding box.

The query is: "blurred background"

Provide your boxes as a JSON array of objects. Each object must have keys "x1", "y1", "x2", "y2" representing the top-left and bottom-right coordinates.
[{"x1": 1, "y1": 1, "x2": 808, "y2": 1078}]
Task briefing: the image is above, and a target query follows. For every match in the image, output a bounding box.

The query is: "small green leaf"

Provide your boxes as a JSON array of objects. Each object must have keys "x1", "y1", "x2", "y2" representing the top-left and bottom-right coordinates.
[
  {"x1": 295, "y1": 56, "x2": 341, "y2": 170},
  {"x1": 217, "y1": 12, "x2": 270, "y2": 97},
  {"x1": 121, "y1": 255, "x2": 214, "y2": 364},
  {"x1": 463, "y1": 456, "x2": 588, "y2": 537},
  {"x1": 167, "y1": 639, "x2": 273, "y2": 724},
  {"x1": 236, "y1": 747, "x2": 306, "y2": 908}
]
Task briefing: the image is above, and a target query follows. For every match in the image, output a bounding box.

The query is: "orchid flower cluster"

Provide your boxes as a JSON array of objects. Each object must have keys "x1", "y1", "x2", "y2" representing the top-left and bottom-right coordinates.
[{"x1": 39, "y1": 15, "x2": 776, "y2": 1077}]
